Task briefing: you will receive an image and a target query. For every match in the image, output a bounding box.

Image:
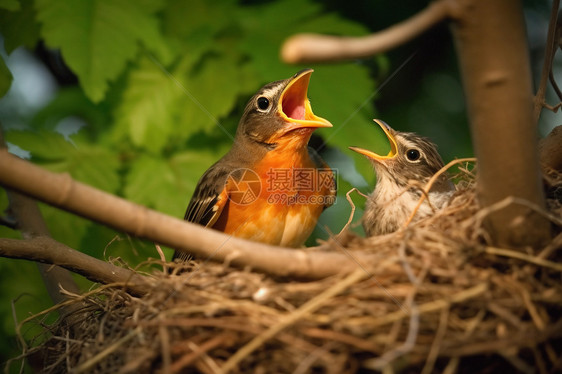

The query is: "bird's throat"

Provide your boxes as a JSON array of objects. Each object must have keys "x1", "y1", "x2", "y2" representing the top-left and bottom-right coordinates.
[{"x1": 272, "y1": 127, "x2": 315, "y2": 151}]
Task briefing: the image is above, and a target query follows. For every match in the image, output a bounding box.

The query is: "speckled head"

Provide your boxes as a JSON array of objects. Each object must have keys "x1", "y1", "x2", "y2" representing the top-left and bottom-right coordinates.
[{"x1": 349, "y1": 119, "x2": 448, "y2": 187}]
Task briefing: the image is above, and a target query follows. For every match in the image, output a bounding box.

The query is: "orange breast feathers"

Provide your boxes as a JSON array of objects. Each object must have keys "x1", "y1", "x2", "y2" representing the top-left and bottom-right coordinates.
[{"x1": 212, "y1": 151, "x2": 336, "y2": 247}]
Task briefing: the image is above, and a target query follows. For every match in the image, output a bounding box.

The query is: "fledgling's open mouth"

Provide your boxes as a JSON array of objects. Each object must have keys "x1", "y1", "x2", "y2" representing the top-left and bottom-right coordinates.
[
  {"x1": 278, "y1": 69, "x2": 332, "y2": 132},
  {"x1": 349, "y1": 119, "x2": 398, "y2": 161}
]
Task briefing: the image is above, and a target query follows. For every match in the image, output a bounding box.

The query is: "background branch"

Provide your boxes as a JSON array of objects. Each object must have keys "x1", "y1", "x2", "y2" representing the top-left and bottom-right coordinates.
[
  {"x1": 5, "y1": 192, "x2": 81, "y2": 302},
  {"x1": 0, "y1": 149, "x2": 360, "y2": 279},
  {"x1": 533, "y1": 0, "x2": 561, "y2": 122},
  {"x1": 0, "y1": 129, "x2": 80, "y2": 318},
  {"x1": 0, "y1": 237, "x2": 151, "y2": 296},
  {"x1": 281, "y1": 0, "x2": 451, "y2": 63}
]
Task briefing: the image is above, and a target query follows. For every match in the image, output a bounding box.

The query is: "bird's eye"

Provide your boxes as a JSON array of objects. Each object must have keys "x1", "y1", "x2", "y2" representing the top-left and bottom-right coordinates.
[
  {"x1": 406, "y1": 149, "x2": 421, "y2": 162},
  {"x1": 257, "y1": 97, "x2": 270, "y2": 111}
]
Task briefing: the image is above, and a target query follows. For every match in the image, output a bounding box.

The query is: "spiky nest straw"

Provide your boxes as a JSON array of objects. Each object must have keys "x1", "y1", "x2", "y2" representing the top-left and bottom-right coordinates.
[{"x1": 10, "y1": 169, "x2": 562, "y2": 374}]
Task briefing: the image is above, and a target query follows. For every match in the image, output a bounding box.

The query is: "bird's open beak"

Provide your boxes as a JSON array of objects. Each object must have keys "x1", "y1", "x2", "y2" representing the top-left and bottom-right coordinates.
[
  {"x1": 278, "y1": 69, "x2": 333, "y2": 132},
  {"x1": 349, "y1": 119, "x2": 398, "y2": 161}
]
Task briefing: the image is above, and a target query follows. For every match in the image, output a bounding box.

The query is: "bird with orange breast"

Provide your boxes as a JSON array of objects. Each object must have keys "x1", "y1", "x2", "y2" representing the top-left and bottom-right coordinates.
[
  {"x1": 350, "y1": 119, "x2": 455, "y2": 237},
  {"x1": 173, "y1": 69, "x2": 336, "y2": 262}
]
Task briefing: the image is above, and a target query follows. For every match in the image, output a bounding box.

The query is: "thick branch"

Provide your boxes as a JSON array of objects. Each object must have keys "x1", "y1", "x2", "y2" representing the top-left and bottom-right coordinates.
[
  {"x1": 451, "y1": 0, "x2": 550, "y2": 247},
  {"x1": 281, "y1": 0, "x2": 451, "y2": 64},
  {"x1": 0, "y1": 149, "x2": 360, "y2": 279},
  {"x1": 0, "y1": 237, "x2": 151, "y2": 296}
]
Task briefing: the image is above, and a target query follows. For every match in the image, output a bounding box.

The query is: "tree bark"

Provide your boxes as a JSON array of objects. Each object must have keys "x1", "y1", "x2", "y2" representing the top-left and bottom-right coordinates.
[
  {"x1": 450, "y1": 0, "x2": 551, "y2": 247},
  {"x1": 0, "y1": 149, "x2": 360, "y2": 279},
  {"x1": 0, "y1": 237, "x2": 151, "y2": 296}
]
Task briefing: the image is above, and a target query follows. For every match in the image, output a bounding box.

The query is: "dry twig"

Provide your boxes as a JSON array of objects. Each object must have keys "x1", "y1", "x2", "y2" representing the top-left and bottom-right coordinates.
[{"x1": 281, "y1": 0, "x2": 452, "y2": 63}]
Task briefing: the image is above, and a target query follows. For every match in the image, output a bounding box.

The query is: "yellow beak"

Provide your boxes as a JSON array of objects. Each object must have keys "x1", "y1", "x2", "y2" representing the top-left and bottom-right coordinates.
[
  {"x1": 349, "y1": 119, "x2": 398, "y2": 161},
  {"x1": 278, "y1": 69, "x2": 333, "y2": 132}
]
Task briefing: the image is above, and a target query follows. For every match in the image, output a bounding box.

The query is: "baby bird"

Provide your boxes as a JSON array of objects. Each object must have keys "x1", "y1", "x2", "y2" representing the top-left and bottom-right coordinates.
[{"x1": 350, "y1": 119, "x2": 455, "y2": 236}]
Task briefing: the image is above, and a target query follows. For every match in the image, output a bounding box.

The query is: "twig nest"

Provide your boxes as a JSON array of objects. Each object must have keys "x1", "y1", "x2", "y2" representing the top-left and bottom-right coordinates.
[{"x1": 10, "y1": 172, "x2": 562, "y2": 373}]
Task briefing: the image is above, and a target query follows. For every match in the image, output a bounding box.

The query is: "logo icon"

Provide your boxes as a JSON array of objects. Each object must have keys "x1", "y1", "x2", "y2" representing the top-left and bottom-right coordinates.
[{"x1": 226, "y1": 168, "x2": 261, "y2": 205}]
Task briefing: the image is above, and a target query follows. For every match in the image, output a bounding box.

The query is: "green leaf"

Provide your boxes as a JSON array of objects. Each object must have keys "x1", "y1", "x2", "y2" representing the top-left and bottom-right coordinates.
[
  {"x1": 113, "y1": 56, "x2": 182, "y2": 153},
  {"x1": 35, "y1": 0, "x2": 167, "y2": 102},
  {"x1": 0, "y1": 55, "x2": 13, "y2": 97},
  {"x1": 124, "y1": 150, "x2": 218, "y2": 217},
  {"x1": 63, "y1": 145, "x2": 120, "y2": 193},
  {"x1": 174, "y1": 53, "x2": 253, "y2": 141},
  {"x1": 40, "y1": 204, "x2": 94, "y2": 249},
  {"x1": 169, "y1": 148, "x2": 223, "y2": 195},
  {"x1": 0, "y1": 0, "x2": 19, "y2": 11},
  {"x1": 6, "y1": 129, "x2": 75, "y2": 161},
  {"x1": 124, "y1": 154, "x2": 180, "y2": 215},
  {"x1": 162, "y1": 0, "x2": 235, "y2": 41},
  {"x1": 80, "y1": 223, "x2": 161, "y2": 263},
  {"x1": 31, "y1": 86, "x2": 111, "y2": 141},
  {"x1": 0, "y1": 0, "x2": 39, "y2": 53},
  {"x1": 114, "y1": 51, "x2": 252, "y2": 153},
  {"x1": 237, "y1": 0, "x2": 369, "y2": 80},
  {"x1": 6, "y1": 130, "x2": 120, "y2": 193}
]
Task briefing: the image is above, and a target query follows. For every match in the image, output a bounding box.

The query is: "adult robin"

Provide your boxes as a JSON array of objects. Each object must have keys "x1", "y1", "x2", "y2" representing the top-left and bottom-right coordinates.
[
  {"x1": 349, "y1": 119, "x2": 455, "y2": 236},
  {"x1": 173, "y1": 69, "x2": 336, "y2": 262}
]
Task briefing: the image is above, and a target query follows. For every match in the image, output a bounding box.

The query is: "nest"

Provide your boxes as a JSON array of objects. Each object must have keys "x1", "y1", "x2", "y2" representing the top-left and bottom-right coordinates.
[{"x1": 9, "y1": 169, "x2": 562, "y2": 374}]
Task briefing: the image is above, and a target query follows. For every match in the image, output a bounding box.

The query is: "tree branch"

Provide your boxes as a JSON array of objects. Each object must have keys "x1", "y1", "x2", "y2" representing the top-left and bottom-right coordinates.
[
  {"x1": 533, "y1": 0, "x2": 561, "y2": 122},
  {"x1": 0, "y1": 237, "x2": 151, "y2": 296},
  {"x1": 0, "y1": 128, "x2": 80, "y2": 313},
  {"x1": 281, "y1": 0, "x2": 452, "y2": 64},
  {"x1": 6, "y1": 191, "x2": 82, "y2": 304},
  {"x1": 0, "y1": 149, "x2": 361, "y2": 279},
  {"x1": 452, "y1": 0, "x2": 550, "y2": 247}
]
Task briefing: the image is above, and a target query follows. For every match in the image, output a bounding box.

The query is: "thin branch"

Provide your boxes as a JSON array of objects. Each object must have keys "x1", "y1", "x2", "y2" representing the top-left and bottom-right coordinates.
[
  {"x1": 337, "y1": 188, "x2": 368, "y2": 236},
  {"x1": 484, "y1": 246, "x2": 562, "y2": 272},
  {"x1": 281, "y1": 0, "x2": 452, "y2": 64},
  {"x1": 533, "y1": 0, "x2": 561, "y2": 123},
  {"x1": 347, "y1": 282, "x2": 488, "y2": 328},
  {"x1": 0, "y1": 148, "x2": 365, "y2": 279},
  {"x1": 0, "y1": 237, "x2": 152, "y2": 296},
  {"x1": 403, "y1": 158, "x2": 476, "y2": 228},
  {"x1": 171, "y1": 333, "x2": 235, "y2": 373},
  {"x1": 548, "y1": 69, "x2": 562, "y2": 101}
]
